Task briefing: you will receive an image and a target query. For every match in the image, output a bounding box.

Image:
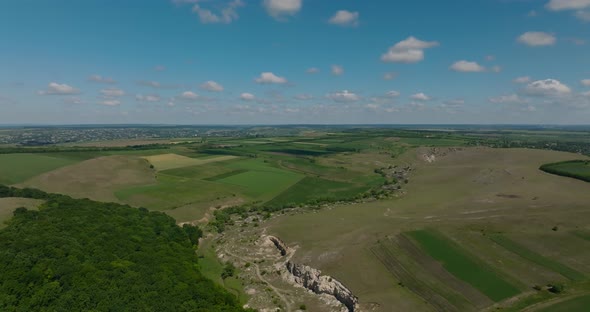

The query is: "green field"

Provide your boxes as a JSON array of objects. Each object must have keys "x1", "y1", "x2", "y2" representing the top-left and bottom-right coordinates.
[
  {"x1": 407, "y1": 230, "x2": 520, "y2": 302},
  {"x1": 540, "y1": 160, "x2": 590, "y2": 183},
  {"x1": 489, "y1": 235, "x2": 584, "y2": 281},
  {"x1": 267, "y1": 176, "x2": 368, "y2": 206},
  {"x1": 217, "y1": 160, "x2": 304, "y2": 198},
  {"x1": 0, "y1": 154, "x2": 79, "y2": 184},
  {"x1": 538, "y1": 295, "x2": 590, "y2": 312}
]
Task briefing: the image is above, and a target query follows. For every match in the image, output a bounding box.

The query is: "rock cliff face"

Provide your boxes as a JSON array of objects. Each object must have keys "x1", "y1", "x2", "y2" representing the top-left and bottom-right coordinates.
[
  {"x1": 267, "y1": 235, "x2": 287, "y2": 256},
  {"x1": 285, "y1": 261, "x2": 360, "y2": 312}
]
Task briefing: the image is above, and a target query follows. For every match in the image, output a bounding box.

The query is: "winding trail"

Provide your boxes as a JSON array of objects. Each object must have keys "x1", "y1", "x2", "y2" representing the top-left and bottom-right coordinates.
[{"x1": 223, "y1": 248, "x2": 293, "y2": 312}]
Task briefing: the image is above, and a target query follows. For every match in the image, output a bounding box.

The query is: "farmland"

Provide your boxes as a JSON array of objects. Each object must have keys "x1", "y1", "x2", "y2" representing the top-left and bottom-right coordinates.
[
  {"x1": 1, "y1": 126, "x2": 590, "y2": 311},
  {"x1": 540, "y1": 160, "x2": 590, "y2": 183}
]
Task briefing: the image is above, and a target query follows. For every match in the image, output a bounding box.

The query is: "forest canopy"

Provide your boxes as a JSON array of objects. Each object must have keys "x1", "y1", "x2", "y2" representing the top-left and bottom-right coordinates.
[{"x1": 0, "y1": 185, "x2": 247, "y2": 311}]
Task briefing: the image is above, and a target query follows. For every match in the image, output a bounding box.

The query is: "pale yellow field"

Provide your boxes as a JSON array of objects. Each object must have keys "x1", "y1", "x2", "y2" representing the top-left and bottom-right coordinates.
[
  {"x1": 142, "y1": 153, "x2": 238, "y2": 171},
  {"x1": 0, "y1": 197, "x2": 44, "y2": 228}
]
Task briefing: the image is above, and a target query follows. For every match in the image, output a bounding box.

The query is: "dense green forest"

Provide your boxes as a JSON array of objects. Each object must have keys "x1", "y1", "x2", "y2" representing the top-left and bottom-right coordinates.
[{"x1": 0, "y1": 185, "x2": 248, "y2": 311}]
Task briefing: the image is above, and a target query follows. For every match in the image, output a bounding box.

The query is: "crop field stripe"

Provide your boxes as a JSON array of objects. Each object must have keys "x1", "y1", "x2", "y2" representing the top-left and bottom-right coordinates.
[
  {"x1": 489, "y1": 235, "x2": 585, "y2": 281},
  {"x1": 369, "y1": 241, "x2": 461, "y2": 312},
  {"x1": 407, "y1": 230, "x2": 520, "y2": 302},
  {"x1": 396, "y1": 235, "x2": 494, "y2": 309},
  {"x1": 538, "y1": 294, "x2": 590, "y2": 312},
  {"x1": 205, "y1": 169, "x2": 249, "y2": 181}
]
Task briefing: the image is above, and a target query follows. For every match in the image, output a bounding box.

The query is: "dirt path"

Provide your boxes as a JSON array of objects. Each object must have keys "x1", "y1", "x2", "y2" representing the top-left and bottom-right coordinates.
[{"x1": 223, "y1": 248, "x2": 293, "y2": 312}]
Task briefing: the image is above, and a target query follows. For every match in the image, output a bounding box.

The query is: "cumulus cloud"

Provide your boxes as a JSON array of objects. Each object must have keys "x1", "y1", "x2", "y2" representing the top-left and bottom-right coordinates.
[
  {"x1": 306, "y1": 67, "x2": 319, "y2": 74},
  {"x1": 139, "y1": 80, "x2": 162, "y2": 88},
  {"x1": 331, "y1": 65, "x2": 344, "y2": 76},
  {"x1": 582, "y1": 79, "x2": 590, "y2": 86},
  {"x1": 489, "y1": 94, "x2": 529, "y2": 104},
  {"x1": 88, "y1": 75, "x2": 116, "y2": 84},
  {"x1": 327, "y1": 90, "x2": 360, "y2": 102},
  {"x1": 263, "y1": 0, "x2": 302, "y2": 20},
  {"x1": 546, "y1": 0, "x2": 590, "y2": 11},
  {"x1": 450, "y1": 60, "x2": 486, "y2": 72},
  {"x1": 200, "y1": 80, "x2": 224, "y2": 92},
  {"x1": 38, "y1": 82, "x2": 80, "y2": 95},
  {"x1": 386, "y1": 91, "x2": 401, "y2": 97},
  {"x1": 524, "y1": 79, "x2": 572, "y2": 96},
  {"x1": 240, "y1": 93, "x2": 256, "y2": 101},
  {"x1": 191, "y1": 0, "x2": 244, "y2": 24},
  {"x1": 99, "y1": 99, "x2": 121, "y2": 106},
  {"x1": 575, "y1": 10, "x2": 590, "y2": 21},
  {"x1": 381, "y1": 36, "x2": 439, "y2": 63},
  {"x1": 100, "y1": 88, "x2": 125, "y2": 97},
  {"x1": 135, "y1": 94, "x2": 162, "y2": 102},
  {"x1": 180, "y1": 91, "x2": 200, "y2": 100},
  {"x1": 328, "y1": 10, "x2": 359, "y2": 26},
  {"x1": 383, "y1": 72, "x2": 396, "y2": 80},
  {"x1": 514, "y1": 76, "x2": 531, "y2": 84},
  {"x1": 410, "y1": 93, "x2": 431, "y2": 101},
  {"x1": 517, "y1": 32, "x2": 556, "y2": 46},
  {"x1": 255, "y1": 72, "x2": 288, "y2": 84}
]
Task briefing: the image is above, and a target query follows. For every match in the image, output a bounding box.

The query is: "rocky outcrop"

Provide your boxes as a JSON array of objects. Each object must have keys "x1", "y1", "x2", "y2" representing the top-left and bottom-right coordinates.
[
  {"x1": 267, "y1": 235, "x2": 287, "y2": 256},
  {"x1": 285, "y1": 261, "x2": 360, "y2": 312}
]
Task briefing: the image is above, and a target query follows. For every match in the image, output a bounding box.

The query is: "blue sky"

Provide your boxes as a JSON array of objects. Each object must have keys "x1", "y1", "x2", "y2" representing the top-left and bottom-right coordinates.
[{"x1": 0, "y1": 0, "x2": 589, "y2": 124}]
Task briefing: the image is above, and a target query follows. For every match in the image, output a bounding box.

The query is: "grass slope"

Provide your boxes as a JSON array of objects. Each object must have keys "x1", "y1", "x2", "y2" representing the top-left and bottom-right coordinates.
[{"x1": 538, "y1": 295, "x2": 590, "y2": 312}]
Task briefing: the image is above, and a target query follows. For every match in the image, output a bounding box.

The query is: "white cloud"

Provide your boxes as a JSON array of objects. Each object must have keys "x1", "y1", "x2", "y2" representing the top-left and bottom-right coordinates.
[
  {"x1": 489, "y1": 94, "x2": 529, "y2": 104},
  {"x1": 100, "y1": 88, "x2": 125, "y2": 97},
  {"x1": 546, "y1": 0, "x2": 590, "y2": 11},
  {"x1": 491, "y1": 65, "x2": 502, "y2": 73},
  {"x1": 88, "y1": 75, "x2": 116, "y2": 84},
  {"x1": 154, "y1": 65, "x2": 166, "y2": 71},
  {"x1": 514, "y1": 76, "x2": 531, "y2": 84},
  {"x1": 381, "y1": 36, "x2": 439, "y2": 63},
  {"x1": 240, "y1": 93, "x2": 256, "y2": 101},
  {"x1": 328, "y1": 10, "x2": 359, "y2": 27},
  {"x1": 486, "y1": 55, "x2": 496, "y2": 61},
  {"x1": 528, "y1": 10, "x2": 539, "y2": 17},
  {"x1": 255, "y1": 72, "x2": 288, "y2": 84},
  {"x1": 99, "y1": 99, "x2": 121, "y2": 106},
  {"x1": 306, "y1": 67, "x2": 319, "y2": 74},
  {"x1": 191, "y1": 0, "x2": 244, "y2": 24},
  {"x1": 136, "y1": 94, "x2": 161, "y2": 102},
  {"x1": 450, "y1": 60, "x2": 486, "y2": 72},
  {"x1": 180, "y1": 91, "x2": 200, "y2": 100},
  {"x1": 582, "y1": 79, "x2": 590, "y2": 86},
  {"x1": 517, "y1": 32, "x2": 556, "y2": 46},
  {"x1": 524, "y1": 79, "x2": 572, "y2": 96},
  {"x1": 200, "y1": 80, "x2": 224, "y2": 92},
  {"x1": 263, "y1": 0, "x2": 302, "y2": 20},
  {"x1": 38, "y1": 82, "x2": 80, "y2": 95},
  {"x1": 383, "y1": 72, "x2": 396, "y2": 80},
  {"x1": 294, "y1": 94, "x2": 313, "y2": 100},
  {"x1": 410, "y1": 93, "x2": 431, "y2": 101},
  {"x1": 386, "y1": 91, "x2": 401, "y2": 98},
  {"x1": 139, "y1": 80, "x2": 161, "y2": 88},
  {"x1": 331, "y1": 65, "x2": 344, "y2": 76},
  {"x1": 575, "y1": 10, "x2": 590, "y2": 21},
  {"x1": 63, "y1": 97, "x2": 84, "y2": 104},
  {"x1": 327, "y1": 90, "x2": 360, "y2": 102}
]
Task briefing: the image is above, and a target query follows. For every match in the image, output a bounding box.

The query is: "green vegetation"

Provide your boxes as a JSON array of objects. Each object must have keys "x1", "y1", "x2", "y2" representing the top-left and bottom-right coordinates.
[
  {"x1": 218, "y1": 159, "x2": 304, "y2": 199},
  {"x1": 489, "y1": 235, "x2": 584, "y2": 281},
  {"x1": 407, "y1": 230, "x2": 520, "y2": 301},
  {"x1": 0, "y1": 186, "x2": 247, "y2": 311},
  {"x1": 0, "y1": 197, "x2": 44, "y2": 228},
  {"x1": 540, "y1": 160, "x2": 590, "y2": 183},
  {"x1": 0, "y1": 154, "x2": 79, "y2": 185},
  {"x1": 267, "y1": 176, "x2": 368, "y2": 207},
  {"x1": 538, "y1": 295, "x2": 590, "y2": 312}
]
